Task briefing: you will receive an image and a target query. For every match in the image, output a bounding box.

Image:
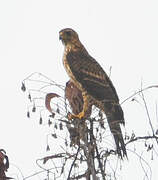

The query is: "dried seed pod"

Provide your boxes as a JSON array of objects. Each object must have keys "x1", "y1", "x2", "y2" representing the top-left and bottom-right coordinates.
[
  {"x1": 28, "y1": 93, "x2": 32, "y2": 102},
  {"x1": 131, "y1": 132, "x2": 135, "y2": 140},
  {"x1": 59, "y1": 122, "x2": 63, "y2": 130},
  {"x1": 65, "y1": 139, "x2": 68, "y2": 146},
  {"x1": 145, "y1": 141, "x2": 147, "y2": 147},
  {"x1": 54, "y1": 123, "x2": 57, "y2": 129},
  {"x1": 49, "y1": 112, "x2": 55, "y2": 118},
  {"x1": 56, "y1": 107, "x2": 60, "y2": 114},
  {"x1": 131, "y1": 98, "x2": 135, "y2": 101},
  {"x1": 32, "y1": 105, "x2": 36, "y2": 112},
  {"x1": 27, "y1": 111, "x2": 30, "y2": 118},
  {"x1": 125, "y1": 133, "x2": 130, "y2": 140},
  {"x1": 147, "y1": 144, "x2": 153, "y2": 151},
  {"x1": 39, "y1": 116, "x2": 42, "y2": 124},
  {"x1": 52, "y1": 133, "x2": 57, "y2": 138},
  {"x1": 21, "y1": 82, "x2": 26, "y2": 92},
  {"x1": 48, "y1": 119, "x2": 52, "y2": 127},
  {"x1": 46, "y1": 145, "x2": 50, "y2": 151}
]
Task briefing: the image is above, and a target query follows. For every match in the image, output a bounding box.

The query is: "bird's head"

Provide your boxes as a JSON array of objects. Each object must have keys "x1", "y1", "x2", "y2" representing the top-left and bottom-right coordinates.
[{"x1": 59, "y1": 28, "x2": 79, "y2": 45}]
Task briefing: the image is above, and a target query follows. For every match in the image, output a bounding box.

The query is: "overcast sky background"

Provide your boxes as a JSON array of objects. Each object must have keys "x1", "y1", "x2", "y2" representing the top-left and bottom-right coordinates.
[{"x1": 0, "y1": 0, "x2": 158, "y2": 179}]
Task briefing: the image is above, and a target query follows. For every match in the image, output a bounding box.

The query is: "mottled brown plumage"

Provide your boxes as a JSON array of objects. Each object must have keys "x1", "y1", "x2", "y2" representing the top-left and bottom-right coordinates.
[
  {"x1": 59, "y1": 28, "x2": 127, "y2": 158},
  {"x1": 65, "y1": 80, "x2": 92, "y2": 117}
]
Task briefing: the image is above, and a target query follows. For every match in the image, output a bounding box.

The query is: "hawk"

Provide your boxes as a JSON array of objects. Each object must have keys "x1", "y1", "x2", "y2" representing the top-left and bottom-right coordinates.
[{"x1": 59, "y1": 28, "x2": 127, "y2": 158}]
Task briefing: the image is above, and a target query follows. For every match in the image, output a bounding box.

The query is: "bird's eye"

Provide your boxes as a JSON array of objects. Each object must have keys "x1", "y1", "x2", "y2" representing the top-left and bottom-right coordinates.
[{"x1": 65, "y1": 31, "x2": 71, "y2": 36}]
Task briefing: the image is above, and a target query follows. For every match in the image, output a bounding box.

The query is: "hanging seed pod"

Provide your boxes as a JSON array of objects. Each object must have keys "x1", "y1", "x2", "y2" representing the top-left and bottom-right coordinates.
[
  {"x1": 147, "y1": 144, "x2": 153, "y2": 152},
  {"x1": 28, "y1": 93, "x2": 32, "y2": 102},
  {"x1": 21, "y1": 82, "x2": 26, "y2": 92},
  {"x1": 65, "y1": 139, "x2": 68, "y2": 146},
  {"x1": 39, "y1": 116, "x2": 43, "y2": 124},
  {"x1": 131, "y1": 132, "x2": 135, "y2": 140},
  {"x1": 27, "y1": 111, "x2": 30, "y2": 118},
  {"x1": 125, "y1": 133, "x2": 130, "y2": 140},
  {"x1": 54, "y1": 123, "x2": 57, "y2": 129},
  {"x1": 46, "y1": 145, "x2": 50, "y2": 151},
  {"x1": 32, "y1": 104, "x2": 36, "y2": 112},
  {"x1": 49, "y1": 112, "x2": 55, "y2": 118},
  {"x1": 52, "y1": 133, "x2": 57, "y2": 138},
  {"x1": 61, "y1": 165, "x2": 64, "y2": 175},
  {"x1": 145, "y1": 141, "x2": 147, "y2": 147},
  {"x1": 59, "y1": 122, "x2": 63, "y2": 130},
  {"x1": 56, "y1": 106, "x2": 60, "y2": 114},
  {"x1": 48, "y1": 119, "x2": 52, "y2": 127}
]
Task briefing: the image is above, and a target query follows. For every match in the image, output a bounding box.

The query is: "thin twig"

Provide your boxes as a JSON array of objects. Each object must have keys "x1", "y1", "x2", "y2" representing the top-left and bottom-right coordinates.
[
  {"x1": 126, "y1": 149, "x2": 152, "y2": 180},
  {"x1": 121, "y1": 85, "x2": 158, "y2": 105},
  {"x1": 23, "y1": 167, "x2": 62, "y2": 180},
  {"x1": 126, "y1": 135, "x2": 158, "y2": 145},
  {"x1": 139, "y1": 151, "x2": 151, "y2": 180},
  {"x1": 141, "y1": 90, "x2": 158, "y2": 145},
  {"x1": 91, "y1": 130, "x2": 106, "y2": 180},
  {"x1": 141, "y1": 90, "x2": 154, "y2": 135},
  {"x1": 95, "y1": 145, "x2": 106, "y2": 180},
  {"x1": 67, "y1": 146, "x2": 80, "y2": 180}
]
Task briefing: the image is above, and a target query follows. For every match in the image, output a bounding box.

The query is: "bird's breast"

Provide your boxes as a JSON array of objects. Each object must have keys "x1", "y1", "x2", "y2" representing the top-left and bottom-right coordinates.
[{"x1": 63, "y1": 50, "x2": 82, "y2": 91}]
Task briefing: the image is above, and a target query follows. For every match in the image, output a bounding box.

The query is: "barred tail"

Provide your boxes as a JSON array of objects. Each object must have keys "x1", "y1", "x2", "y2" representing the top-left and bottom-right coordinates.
[{"x1": 104, "y1": 102, "x2": 127, "y2": 159}]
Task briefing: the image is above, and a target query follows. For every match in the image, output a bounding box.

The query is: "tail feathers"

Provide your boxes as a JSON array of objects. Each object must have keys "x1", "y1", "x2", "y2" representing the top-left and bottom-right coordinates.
[
  {"x1": 112, "y1": 103, "x2": 125, "y2": 125},
  {"x1": 104, "y1": 103, "x2": 127, "y2": 158},
  {"x1": 112, "y1": 124, "x2": 127, "y2": 159}
]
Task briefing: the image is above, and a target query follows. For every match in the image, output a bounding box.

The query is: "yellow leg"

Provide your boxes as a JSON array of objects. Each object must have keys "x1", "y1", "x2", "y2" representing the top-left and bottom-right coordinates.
[{"x1": 68, "y1": 91, "x2": 89, "y2": 120}]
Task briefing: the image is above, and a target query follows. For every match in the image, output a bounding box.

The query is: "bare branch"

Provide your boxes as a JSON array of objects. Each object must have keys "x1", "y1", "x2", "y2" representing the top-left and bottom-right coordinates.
[{"x1": 67, "y1": 146, "x2": 80, "y2": 180}]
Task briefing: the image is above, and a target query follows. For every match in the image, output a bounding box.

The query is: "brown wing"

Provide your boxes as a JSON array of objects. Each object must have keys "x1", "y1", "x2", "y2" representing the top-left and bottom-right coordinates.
[{"x1": 66, "y1": 51, "x2": 119, "y2": 103}]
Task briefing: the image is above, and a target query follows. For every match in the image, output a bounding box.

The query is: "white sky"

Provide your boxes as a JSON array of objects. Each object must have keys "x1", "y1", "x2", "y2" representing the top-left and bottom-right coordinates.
[{"x1": 0, "y1": 0, "x2": 158, "y2": 179}]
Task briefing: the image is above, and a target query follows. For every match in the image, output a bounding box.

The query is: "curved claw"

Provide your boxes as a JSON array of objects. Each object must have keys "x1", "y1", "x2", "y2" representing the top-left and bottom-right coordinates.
[{"x1": 67, "y1": 111, "x2": 85, "y2": 120}]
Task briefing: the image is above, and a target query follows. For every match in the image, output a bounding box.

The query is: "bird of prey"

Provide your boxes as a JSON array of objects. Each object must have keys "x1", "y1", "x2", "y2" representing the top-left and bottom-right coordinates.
[{"x1": 59, "y1": 28, "x2": 127, "y2": 158}]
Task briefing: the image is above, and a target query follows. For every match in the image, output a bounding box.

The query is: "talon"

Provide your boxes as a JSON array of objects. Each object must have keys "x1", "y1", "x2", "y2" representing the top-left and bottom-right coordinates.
[
  {"x1": 78, "y1": 111, "x2": 85, "y2": 119},
  {"x1": 67, "y1": 111, "x2": 85, "y2": 120}
]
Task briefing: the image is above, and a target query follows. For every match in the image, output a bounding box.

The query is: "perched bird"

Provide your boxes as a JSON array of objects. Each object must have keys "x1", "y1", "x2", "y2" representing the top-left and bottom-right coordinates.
[{"x1": 59, "y1": 28, "x2": 127, "y2": 158}]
